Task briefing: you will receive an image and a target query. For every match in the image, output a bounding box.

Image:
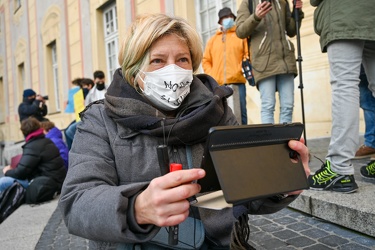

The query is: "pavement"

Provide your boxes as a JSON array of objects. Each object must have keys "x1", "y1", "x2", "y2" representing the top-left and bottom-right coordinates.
[{"x1": 1, "y1": 136, "x2": 375, "y2": 249}]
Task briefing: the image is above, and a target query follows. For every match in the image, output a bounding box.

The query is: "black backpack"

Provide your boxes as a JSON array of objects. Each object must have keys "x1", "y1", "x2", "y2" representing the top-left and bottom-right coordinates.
[
  {"x1": 25, "y1": 176, "x2": 60, "y2": 204},
  {"x1": 0, "y1": 181, "x2": 26, "y2": 223}
]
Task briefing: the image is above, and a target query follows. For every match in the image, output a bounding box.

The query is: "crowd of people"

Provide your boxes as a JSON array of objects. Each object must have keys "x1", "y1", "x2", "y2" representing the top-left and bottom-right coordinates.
[
  {"x1": 1, "y1": 0, "x2": 374, "y2": 248},
  {"x1": 0, "y1": 70, "x2": 107, "y2": 207}
]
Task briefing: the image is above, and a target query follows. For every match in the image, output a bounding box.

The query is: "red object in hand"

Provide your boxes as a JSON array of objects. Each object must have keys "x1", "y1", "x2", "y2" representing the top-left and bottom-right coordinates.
[
  {"x1": 170, "y1": 163, "x2": 182, "y2": 172},
  {"x1": 168, "y1": 163, "x2": 182, "y2": 245}
]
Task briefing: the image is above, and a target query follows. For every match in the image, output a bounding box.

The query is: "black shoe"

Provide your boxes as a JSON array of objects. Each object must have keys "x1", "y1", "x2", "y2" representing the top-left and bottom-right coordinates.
[
  {"x1": 308, "y1": 160, "x2": 358, "y2": 193},
  {"x1": 360, "y1": 160, "x2": 375, "y2": 179}
]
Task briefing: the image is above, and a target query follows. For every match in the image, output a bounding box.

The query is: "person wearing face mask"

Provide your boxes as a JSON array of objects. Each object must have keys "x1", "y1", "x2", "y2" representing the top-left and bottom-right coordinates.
[
  {"x1": 59, "y1": 13, "x2": 311, "y2": 249},
  {"x1": 84, "y1": 70, "x2": 107, "y2": 106},
  {"x1": 18, "y1": 88, "x2": 49, "y2": 123},
  {"x1": 202, "y1": 7, "x2": 248, "y2": 125},
  {"x1": 64, "y1": 78, "x2": 94, "y2": 149},
  {"x1": 236, "y1": 0, "x2": 304, "y2": 124}
]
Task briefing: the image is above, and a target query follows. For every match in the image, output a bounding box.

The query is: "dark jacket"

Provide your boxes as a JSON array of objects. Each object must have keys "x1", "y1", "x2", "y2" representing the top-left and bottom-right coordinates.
[
  {"x1": 310, "y1": 0, "x2": 375, "y2": 52},
  {"x1": 18, "y1": 97, "x2": 48, "y2": 122},
  {"x1": 59, "y1": 69, "x2": 298, "y2": 249},
  {"x1": 45, "y1": 127, "x2": 69, "y2": 169},
  {"x1": 5, "y1": 132, "x2": 66, "y2": 186},
  {"x1": 236, "y1": 0, "x2": 303, "y2": 84}
]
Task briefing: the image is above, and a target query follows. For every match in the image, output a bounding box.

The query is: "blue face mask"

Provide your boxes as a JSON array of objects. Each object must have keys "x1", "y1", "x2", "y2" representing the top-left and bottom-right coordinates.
[{"x1": 222, "y1": 17, "x2": 235, "y2": 30}]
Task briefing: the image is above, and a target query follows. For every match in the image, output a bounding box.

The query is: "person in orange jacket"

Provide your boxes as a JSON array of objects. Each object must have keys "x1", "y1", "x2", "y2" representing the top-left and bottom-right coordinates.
[{"x1": 202, "y1": 7, "x2": 248, "y2": 125}]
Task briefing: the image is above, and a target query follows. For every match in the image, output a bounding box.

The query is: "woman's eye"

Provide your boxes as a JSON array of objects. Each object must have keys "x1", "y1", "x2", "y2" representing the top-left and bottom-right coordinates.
[
  {"x1": 151, "y1": 59, "x2": 162, "y2": 64},
  {"x1": 179, "y1": 58, "x2": 189, "y2": 62}
]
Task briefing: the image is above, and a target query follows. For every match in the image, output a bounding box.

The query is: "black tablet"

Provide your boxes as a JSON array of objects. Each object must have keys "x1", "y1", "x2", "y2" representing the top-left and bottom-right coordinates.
[{"x1": 198, "y1": 122, "x2": 309, "y2": 205}]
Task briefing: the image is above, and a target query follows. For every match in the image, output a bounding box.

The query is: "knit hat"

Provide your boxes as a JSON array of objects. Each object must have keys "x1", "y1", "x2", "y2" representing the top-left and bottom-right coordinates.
[
  {"x1": 218, "y1": 7, "x2": 236, "y2": 24},
  {"x1": 23, "y1": 89, "x2": 36, "y2": 98}
]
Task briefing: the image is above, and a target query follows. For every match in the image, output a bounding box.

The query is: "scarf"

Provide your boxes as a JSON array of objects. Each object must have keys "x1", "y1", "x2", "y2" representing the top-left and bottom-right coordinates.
[
  {"x1": 25, "y1": 128, "x2": 44, "y2": 142},
  {"x1": 104, "y1": 69, "x2": 234, "y2": 146}
]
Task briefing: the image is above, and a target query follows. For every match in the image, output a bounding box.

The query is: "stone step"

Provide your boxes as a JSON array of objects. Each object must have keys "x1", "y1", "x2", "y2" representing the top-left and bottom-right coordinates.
[
  {"x1": 293, "y1": 136, "x2": 375, "y2": 239},
  {"x1": 289, "y1": 180, "x2": 375, "y2": 238}
]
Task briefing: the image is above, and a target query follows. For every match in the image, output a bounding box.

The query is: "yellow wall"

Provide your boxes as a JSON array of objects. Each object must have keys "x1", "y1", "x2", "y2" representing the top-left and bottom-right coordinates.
[{"x1": 0, "y1": 0, "x2": 364, "y2": 144}]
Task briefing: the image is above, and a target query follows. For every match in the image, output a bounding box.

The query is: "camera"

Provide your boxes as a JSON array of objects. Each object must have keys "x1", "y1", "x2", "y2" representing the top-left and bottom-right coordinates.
[{"x1": 42, "y1": 95, "x2": 49, "y2": 100}]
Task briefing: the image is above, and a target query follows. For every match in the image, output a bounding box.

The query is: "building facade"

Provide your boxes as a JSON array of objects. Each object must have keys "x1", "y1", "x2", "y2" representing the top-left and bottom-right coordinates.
[{"x1": 0, "y1": 0, "x2": 344, "y2": 145}]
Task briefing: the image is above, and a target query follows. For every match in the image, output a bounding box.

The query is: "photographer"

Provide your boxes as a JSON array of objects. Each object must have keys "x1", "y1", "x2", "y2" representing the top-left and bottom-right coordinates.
[{"x1": 18, "y1": 88, "x2": 49, "y2": 123}]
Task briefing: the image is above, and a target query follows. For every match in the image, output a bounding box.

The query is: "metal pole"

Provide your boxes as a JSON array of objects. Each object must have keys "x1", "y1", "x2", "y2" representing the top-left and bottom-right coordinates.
[{"x1": 293, "y1": 0, "x2": 307, "y2": 145}]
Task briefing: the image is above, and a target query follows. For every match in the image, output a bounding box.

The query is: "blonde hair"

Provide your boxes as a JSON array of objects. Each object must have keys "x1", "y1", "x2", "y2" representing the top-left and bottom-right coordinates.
[{"x1": 118, "y1": 13, "x2": 203, "y2": 86}]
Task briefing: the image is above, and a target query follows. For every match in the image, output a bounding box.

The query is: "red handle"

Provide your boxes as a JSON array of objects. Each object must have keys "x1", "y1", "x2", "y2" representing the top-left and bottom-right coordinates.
[{"x1": 170, "y1": 163, "x2": 182, "y2": 172}]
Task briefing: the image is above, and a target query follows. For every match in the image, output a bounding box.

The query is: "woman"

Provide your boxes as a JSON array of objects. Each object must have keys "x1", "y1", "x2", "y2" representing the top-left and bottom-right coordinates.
[
  {"x1": 59, "y1": 13, "x2": 310, "y2": 249},
  {"x1": 236, "y1": 0, "x2": 303, "y2": 124},
  {"x1": 40, "y1": 120, "x2": 69, "y2": 170},
  {"x1": 1, "y1": 117, "x2": 66, "y2": 194}
]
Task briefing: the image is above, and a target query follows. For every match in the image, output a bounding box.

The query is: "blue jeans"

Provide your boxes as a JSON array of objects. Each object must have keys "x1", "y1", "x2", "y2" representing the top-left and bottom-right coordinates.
[
  {"x1": 359, "y1": 68, "x2": 375, "y2": 149},
  {"x1": 65, "y1": 121, "x2": 80, "y2": 150},
  {"x1": 0, "y1": 177, "x2": 29, "y2": 193},
  {"x1": 327, "y1": 40, "x2": 375, "y2": 175},
  {"x1": 258, "y1": 74, "x2": 294, "y2": 124},
  {"x1": 226, "y1": 84, "x2": 248, "y2": 125},
  {"x1": 237, "y1": 83, "x2": 248, "y2": 125}
]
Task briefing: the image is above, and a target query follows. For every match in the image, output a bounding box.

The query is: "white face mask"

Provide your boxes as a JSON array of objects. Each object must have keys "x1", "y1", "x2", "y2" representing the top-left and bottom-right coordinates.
[{"x1": 136, "y1": 64, "x2": 193, "y2": 111}]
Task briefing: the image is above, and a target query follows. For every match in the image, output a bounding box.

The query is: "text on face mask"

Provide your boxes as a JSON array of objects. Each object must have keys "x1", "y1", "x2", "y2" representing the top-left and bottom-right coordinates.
[
  {"x1": 164, "y1": 80, "x2": 191, "y2": 92},
  {"x1": 161, "y1": 89, "x2": 190, "y2": 106}
]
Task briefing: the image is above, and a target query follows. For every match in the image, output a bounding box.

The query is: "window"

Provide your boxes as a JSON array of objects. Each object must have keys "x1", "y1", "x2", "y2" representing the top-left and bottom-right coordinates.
[
  {"x1": 17, "y1": 63, "x2": 25, "y2": 103},
  {"x1": 103, "y1": 4, "x2": 119, "y2": 83},
  {"x1": 195, "y1": 0, "x2": 237, "y2": 47},
  {"x1": 51, "y1": 42, "x2": 60, "y2": 111},
  {"x1": 44, "y1": 41, "x2": 60, "y2": 113},
  {"x1": 0, "y1": 77, "x2": 4, "y2": 123}
]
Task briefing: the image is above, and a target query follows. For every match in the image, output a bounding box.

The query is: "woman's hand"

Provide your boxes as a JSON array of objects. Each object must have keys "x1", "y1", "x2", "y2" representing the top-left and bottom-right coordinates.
[
  {"x1": 286, "y1": 138, "x2": 311, "y2": 196},
  {"x1": 3, "y1": 165, "x2": 11, "y2": 174},
  {"x1": 255, "y1": 1, "x2": 272, "y2": 19},
  {"x1": 289, "y1": 138, "x2": 310, "y2": 177},
  {"x1": 295, "y1": 0, "x2": 303, "y2": 9},
  {"x1": 135, "y1": 169, "x2": 205, "y2": 227}
]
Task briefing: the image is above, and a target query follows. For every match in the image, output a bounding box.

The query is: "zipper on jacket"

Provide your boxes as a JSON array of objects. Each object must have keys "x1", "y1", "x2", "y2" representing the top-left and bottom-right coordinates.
[
  {"x1": 285, "y1": 31, "x2": 291, "y2": 50},
  {"x1": 223, "y1": 31, "x2": 227, "y2": 84},
  {"x1": 275, "y1": 3, "x2": 289, "y2": 73},
  {"x1": 276, "y1": 0, "x2": 281, "y2": 10},
  {"x1": 171, "y1": 146, "x2": 180, "y2": 166},
  {"x1": 259, "y1": 31, "x2": 267, "y2": 50}
]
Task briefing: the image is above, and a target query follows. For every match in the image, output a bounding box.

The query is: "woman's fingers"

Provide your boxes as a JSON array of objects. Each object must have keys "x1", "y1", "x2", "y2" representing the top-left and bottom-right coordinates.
[{"x1": 134, "y1": 169, "x2": 205, "y2": 226}]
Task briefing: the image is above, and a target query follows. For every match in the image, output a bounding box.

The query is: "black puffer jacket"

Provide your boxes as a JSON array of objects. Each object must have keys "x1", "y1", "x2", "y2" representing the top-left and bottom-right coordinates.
[{"x1": 5, "y1": 134, "x2": 66, "y2": 186}]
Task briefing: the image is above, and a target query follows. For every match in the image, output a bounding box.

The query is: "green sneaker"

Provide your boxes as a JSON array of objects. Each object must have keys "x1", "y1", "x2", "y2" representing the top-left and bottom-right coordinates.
[
  {"x1": 360, "y1": 160, "x2": 375, "y2": 179},
  {"x1": 308, "y1": 160, "x2": 358, "y2": 193}
]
